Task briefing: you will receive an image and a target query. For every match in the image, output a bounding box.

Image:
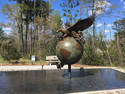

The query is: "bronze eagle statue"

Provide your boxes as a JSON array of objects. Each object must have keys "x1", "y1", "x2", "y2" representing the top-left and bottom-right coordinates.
[
  {"x1": 57, "y1": 15, "x2": 95, "y2": 43},
  {"x1": 57, "y1": 15, "x2": 95, "y2": 37},
  {"x1": 56, "y1": 15, "x2": 95, "y2": 77}
]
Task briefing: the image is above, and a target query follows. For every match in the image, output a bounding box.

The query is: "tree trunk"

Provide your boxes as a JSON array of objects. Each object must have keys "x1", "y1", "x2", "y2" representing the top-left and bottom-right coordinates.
[
  {"x1": 117, "y1": 33, "x2": 123, "y2": 65},
  {"x1": 18, "y1": 12, "x2": 24, "y2": 56},
  {"x1": 30, "y1": 23, "x2": 33, "y2": 55},
  {"x1": 106, "y1": 48, "x2": 112, "y2": 66},
  {"x1": 25, "y1": 22, "x2": 29, "y2": 55},
  {"x1": 35, "y1": 25, "x2": 39, "y2": 55},
  {"x1": 92, "y1": 0, "x2": 95, "y2": 48},
  {"x1": 33, "y1": 26, "x2": 35, "y2": 54},
  {"x1": 21, "y1": 22, "x2": 24, "y2": 55}
]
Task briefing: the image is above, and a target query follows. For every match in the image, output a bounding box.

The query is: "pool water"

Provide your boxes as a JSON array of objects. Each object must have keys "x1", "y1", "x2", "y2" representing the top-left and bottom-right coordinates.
[{"x1": 0, "y1": 69, "x2": 125, "y2": 94}]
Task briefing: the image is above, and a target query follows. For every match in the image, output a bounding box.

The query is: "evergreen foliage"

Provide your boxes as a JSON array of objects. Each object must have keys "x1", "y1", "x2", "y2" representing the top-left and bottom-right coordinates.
[{"x1": 2, "y1": 46, "x2": 21, "y2": 61}]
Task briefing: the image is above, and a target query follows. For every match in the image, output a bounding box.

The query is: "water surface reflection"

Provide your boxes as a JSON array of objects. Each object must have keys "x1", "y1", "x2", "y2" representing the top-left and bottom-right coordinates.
[{"x1": 0, "y1": 69, "x2": 125, "y2": 94}]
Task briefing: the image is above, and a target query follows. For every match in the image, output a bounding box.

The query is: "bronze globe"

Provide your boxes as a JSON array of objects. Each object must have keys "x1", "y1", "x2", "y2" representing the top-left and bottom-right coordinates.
[{"x1": 56, "y1": 37, "x2": 83, "y2": 66}]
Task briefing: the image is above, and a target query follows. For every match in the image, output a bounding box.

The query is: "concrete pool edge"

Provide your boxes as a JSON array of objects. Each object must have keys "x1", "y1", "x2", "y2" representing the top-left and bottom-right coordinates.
[
  {"x1": 0, "y1": 65, "x2": 118, "y2": 71},
  {"x1": 67, "y1": 88, "x2": 125, "y2": 94}
]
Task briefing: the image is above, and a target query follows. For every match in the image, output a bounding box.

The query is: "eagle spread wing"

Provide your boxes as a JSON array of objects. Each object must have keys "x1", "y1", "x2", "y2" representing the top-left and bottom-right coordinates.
[{"x1": 67, "y1": 15, "x2": 95, "y2": 32}]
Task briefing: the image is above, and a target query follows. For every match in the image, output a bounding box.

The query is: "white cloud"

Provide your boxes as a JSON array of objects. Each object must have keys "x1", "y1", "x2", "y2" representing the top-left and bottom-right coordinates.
[
  {"x1": 96, "y1": 23, "x2": 103, "y2": 27},
  {"x1": 61, "y1": 18, "x2": 63, "y2": 21},
  {"x1": 121, "y1": 0, "x2": 125, "y2": 8},
  {"x1": 124, "y1": 2, "x2": 125, "y2": 5},
  {"x1": 107, "y1": 24, "x2": 112, "y2": 27},
  {"x1": 94, "y1": 1, "x2": 111, "y2": 16},
  {"x1": 96, "y1": 10, "x2": 103, "y2": 15},
  {"x1": 88, "y1": 10, "x2": 92, "y2": 16},
  {"x1": 123, "y1": 0, "x2": 125, "y2": 2},
  {"x1": 96, "y1": 1, "x2": 111, "y2": 8},
  {"x1": 5, "y1": 31, "x2": 11, "y2": 35},
  {"x1": 88, "y1": 1, "x2": 112, "y2": 16},
  {"x1": 88, "y1": 10, "x2": 102, "y2": 16},
  {"x1": 105, "y1": 30, "x2": 111, "y2": 32},
  {"x1": 2, "y1": 27, "x2": 12, "y2": 35},
  {"x1": 2, "y1": 27, "x2": 12, "y2": 31}
]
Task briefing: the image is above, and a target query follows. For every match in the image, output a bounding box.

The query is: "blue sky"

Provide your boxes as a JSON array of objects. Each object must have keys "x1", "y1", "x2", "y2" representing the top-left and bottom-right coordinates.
[
  {"x1": 0, "y1": 0, "x2": 125, "y2": 40},
  {"x1": 0, "y1": 0, "x2": 15, "y2": 24},
  {"x1": 52, "y1": 0, "x2": 125, "y2": 40}
]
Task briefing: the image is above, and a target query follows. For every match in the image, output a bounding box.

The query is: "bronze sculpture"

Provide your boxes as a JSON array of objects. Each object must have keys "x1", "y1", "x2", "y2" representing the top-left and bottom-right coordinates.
[
  {"x1": 57, "y1": 15, "x2": 95, "y2": 41},
  {"x1": 56, "y1": 15, "x2": 95, "y2": 77}
]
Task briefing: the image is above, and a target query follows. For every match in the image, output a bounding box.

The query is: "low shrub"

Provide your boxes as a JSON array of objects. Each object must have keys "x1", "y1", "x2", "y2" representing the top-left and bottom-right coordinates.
[{"x1": 2, "y1": 47, "x2": 21, "y2": 61}]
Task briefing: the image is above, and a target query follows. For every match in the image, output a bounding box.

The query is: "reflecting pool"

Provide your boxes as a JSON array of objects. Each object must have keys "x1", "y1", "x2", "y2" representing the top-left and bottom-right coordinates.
[{"x1": 0, "y1": 69, "x2": 125, "y2": 94}]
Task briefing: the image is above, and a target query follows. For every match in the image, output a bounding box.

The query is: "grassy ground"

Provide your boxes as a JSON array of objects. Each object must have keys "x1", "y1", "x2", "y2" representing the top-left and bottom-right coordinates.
[
  {"x1": 0, "y1": 55, "x2": 48, "y2": 65},
  {"x1": 0, "y1": 55, "x2": 8, "y2": 63},
  {"x1": 0, "y1": 55, "x2": 124, "y2": 68}
]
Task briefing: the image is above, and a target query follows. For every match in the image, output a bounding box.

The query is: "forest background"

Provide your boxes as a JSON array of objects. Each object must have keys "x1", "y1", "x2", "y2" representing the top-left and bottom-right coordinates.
[{"x1": 0, "y1": 0, "x2": 125, "y2": 66}]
